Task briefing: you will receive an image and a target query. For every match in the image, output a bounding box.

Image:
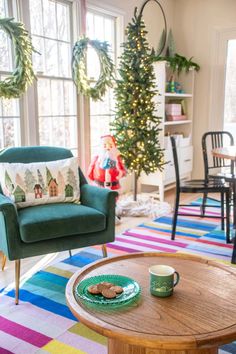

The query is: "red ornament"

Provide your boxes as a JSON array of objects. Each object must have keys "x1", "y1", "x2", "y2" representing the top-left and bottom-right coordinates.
[{"x1": 88, "y1": 135, "x2": 126, "y2": 190}]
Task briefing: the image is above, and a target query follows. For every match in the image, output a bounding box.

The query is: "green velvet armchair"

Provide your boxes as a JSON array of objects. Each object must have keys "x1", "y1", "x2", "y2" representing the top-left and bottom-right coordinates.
[{"x1": 0, "y1": 146, "x2": 118, "y2": 304}]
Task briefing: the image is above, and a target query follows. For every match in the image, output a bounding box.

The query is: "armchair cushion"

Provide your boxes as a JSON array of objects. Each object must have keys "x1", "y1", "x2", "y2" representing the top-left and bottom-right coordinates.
[
  {"x1": 18, "y1": 203, "x2": 106, "y2": 243},
  {"x1": 0, "y1": 157, "x2": 80, "y2": 208}
]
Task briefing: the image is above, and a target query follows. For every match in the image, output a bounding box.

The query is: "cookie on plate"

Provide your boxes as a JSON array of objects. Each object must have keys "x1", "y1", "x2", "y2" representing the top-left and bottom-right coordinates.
[
  {"x1": 87, "y1": 285, "x2": 100, "y2": 295},
  {"x1": 101, "y1": 288, "x2": 117, "y2": 299},
  {"x1": 97, "y1": 282, "x2": 114, "y2": 292},
  {"x1": 110, "y1": 285, "x2": 123, "y2": 294}
]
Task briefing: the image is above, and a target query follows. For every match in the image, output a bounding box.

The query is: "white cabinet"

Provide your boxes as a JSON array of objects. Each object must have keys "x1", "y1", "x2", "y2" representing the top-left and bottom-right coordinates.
[{"x1": 140, "y1": 61, "x2": 195, "y2": 201}]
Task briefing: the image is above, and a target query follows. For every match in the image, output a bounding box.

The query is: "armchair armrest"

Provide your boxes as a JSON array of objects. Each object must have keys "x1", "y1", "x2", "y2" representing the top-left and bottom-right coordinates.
[
  {"x1": 0, "y1": 193, "x2": 18, "y2": 219},
  {"x1": 80, "y1": 184, "x2": 118, "y2": 215},
  {"x1": 0, "y1": 194, "x2": 21, "y2": 258}
]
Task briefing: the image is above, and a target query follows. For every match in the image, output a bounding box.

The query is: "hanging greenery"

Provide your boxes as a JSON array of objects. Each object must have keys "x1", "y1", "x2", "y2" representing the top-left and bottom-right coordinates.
[
  {"x1": 156, "y1": 53, "x2": 200, "y2": 75},
  {"x1": 72, "y1": 37, "x2": 114, "y2": 101},
  {"x1": 0, "y1": 18, "x2": 36, "y2": 99}
]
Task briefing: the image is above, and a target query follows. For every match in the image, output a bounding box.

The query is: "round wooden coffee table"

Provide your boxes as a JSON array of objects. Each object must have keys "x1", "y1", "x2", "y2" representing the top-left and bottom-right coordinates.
[{"x1": 66, "y1": 252, "x2": 236, "y2": 354}]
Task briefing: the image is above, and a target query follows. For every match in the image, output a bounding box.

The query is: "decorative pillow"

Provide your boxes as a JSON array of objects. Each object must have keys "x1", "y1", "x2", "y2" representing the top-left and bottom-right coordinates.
[{"x1": 0, "y1": 157, "x2": 80, "y2": 208}]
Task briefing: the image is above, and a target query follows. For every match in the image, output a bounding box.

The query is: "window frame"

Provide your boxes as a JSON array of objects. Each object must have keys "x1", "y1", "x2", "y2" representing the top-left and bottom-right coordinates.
[
  {"x1": 0, "y1": 0, "x2": 24, "y2": 148},
  {"x1": 1, "y1": 0, "x2": 124, "y2": 173},
  {"x1": 21, "y1": 0, "x2": 79, "y2": 152},
  {"x1": 209, "y1": 26, "x2": 236, "y2": 131}
]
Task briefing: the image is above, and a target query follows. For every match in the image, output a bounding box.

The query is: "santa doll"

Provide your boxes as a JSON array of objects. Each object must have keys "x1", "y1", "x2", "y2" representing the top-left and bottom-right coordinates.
[{"x1": 88, "y1": 135, "x2": 126, "y2": 190}]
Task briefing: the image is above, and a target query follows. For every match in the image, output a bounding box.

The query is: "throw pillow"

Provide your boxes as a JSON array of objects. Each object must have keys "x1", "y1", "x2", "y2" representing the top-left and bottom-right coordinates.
[{"x1": 0, "y1": 157, "x2": 80, "y2": 208}]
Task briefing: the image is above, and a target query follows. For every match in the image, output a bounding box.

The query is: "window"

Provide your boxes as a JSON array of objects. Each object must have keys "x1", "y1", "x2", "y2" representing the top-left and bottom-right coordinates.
[
  {"x1": 0, "y1": 0, "x2": 21, "y2": 149},
  {"x1": 224, "y1": 39, "x2": 236, "y2": 136},
  {"x1": 29, "y1": 0, "x2": 77, "y2": 155},
  {"x1": 0, "y1": 1, "x2": 123, "y2": 165},
  {"x1": 86, "y1": 8, "x2": 117, "y2": 158}
]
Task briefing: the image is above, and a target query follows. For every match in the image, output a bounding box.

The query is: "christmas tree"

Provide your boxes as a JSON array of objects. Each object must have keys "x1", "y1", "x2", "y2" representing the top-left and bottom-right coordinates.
[
  {"x1": 15, "y1": 173, "x2": 24, "y2": 189},
  {"x1": 46, "y1": 167, "x2": 53, "y2": 185},
  {"x1": 5, "y1": 171, "x2": 14, "y2": 192},
  {"x1": 24, "y1": 169, "x2": 36, "y2": 193},
  {"x1": 112, "y1": 7, "x2": 164, "y2": 200},
  {"x1": 37, "y1": 169, "x2": 47, "y2": 194},
  {"x1": 57, "y1": 171, "x2": 65, "y2": 195},
  {"x1": 67, "y1": 168, "x2": 78, "y2": 192}
]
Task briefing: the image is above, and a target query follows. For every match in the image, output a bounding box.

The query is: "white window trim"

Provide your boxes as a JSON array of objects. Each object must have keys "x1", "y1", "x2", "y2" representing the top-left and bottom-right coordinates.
[{"x1": 209, "y1": 26, "x2": 236, "y2": 131}]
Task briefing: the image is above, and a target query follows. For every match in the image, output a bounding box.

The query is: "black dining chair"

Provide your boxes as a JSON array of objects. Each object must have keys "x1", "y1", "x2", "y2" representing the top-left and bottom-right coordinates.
[
  {"x1": 202, "y1": 131, "x2": 234, "y2": 179},
  {"x1": 171, "y1": 136, "x2": 230, "y2": 242},
  {"x1": 201, "y1": 131, "x2": 234, "y2": 220}
]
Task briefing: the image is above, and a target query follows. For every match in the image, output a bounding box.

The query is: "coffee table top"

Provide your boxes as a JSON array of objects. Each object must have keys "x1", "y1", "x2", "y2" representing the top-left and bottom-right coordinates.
[{"x1": 66, "y1": 252, "x2": 236, "y2": 350}]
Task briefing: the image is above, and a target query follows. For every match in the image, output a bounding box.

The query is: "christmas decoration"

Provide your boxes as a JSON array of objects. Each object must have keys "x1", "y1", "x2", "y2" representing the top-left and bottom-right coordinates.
[
  {"x1": 0, "y1": 18, "x2": 36, "y2": 99},
  {"x1": 166, "y1": 29, "x2": 175, "y2": 57},
  {"x1": 116, "y1": 193, "x2": 171, "y2": 218},
  {"x1": 88, "y1": 135, "x2": 126, "y2": 190},
  {"x1": 156, "y1": 29, "x2": 166, "y2": 57},
  {"x1": 24, "y1": 169, "x2": 36, "y2": 193},
  {"x1": 72, "y1": 37, "x2": 114, "y2": 101},
  {"x1": 111, "y1": 7, "x2": 165, "y2": 200}
]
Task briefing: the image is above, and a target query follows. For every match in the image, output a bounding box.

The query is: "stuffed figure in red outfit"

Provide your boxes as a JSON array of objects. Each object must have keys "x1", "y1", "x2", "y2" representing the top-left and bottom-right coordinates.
[{"x1": 88, "y1": 135, "x2": 126, "y2": 190}]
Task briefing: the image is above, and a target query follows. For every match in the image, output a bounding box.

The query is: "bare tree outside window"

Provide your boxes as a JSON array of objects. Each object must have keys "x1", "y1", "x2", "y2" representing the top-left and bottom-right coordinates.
[{"x1": 29, "y1": 0, "x2": 77, "y2": 155}]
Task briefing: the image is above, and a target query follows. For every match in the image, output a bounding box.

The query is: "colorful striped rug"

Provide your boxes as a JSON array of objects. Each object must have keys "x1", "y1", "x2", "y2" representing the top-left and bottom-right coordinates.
[{"x1": 0, "y1": 199, "x2": 236, "y2": 353}]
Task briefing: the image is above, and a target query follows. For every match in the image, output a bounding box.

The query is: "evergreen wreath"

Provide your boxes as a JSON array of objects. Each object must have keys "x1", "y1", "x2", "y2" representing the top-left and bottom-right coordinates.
[
  {"x1": 72, "y1": 37, "x2": 114, "y2": 101},
  {"x1": 0, "y1": 17, "x2": 36, "y2": 99}
]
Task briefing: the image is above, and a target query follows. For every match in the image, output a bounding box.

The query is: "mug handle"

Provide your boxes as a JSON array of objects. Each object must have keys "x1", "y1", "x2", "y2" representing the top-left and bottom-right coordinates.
[{"x1": 174, "y1": 271, "x2": 180, "y2": 287}]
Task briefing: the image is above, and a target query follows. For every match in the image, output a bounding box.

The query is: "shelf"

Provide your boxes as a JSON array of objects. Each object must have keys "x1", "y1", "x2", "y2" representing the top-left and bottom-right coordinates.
[
  {"x1": 165, "y1": 93, "x2": 193, "y2": 98},
  {"x1": 164, "y1": 120, "x2": 192, "y2": 126}
]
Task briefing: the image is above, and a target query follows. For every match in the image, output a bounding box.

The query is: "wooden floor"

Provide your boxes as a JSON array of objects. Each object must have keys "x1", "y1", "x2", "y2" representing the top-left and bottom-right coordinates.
[{"x1": 0, "y1": 190, "x2": 202, "y2": 289}]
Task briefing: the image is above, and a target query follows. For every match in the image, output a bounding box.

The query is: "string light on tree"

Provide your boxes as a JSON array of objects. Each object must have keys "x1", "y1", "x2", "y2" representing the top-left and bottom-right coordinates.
[{"x1": 111, "y1": 7, "x2": 164, "y2": 201}]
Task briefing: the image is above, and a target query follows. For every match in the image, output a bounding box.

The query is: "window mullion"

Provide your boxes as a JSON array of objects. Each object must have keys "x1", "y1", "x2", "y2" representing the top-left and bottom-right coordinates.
[
  {"x1": 19, "y1": 0, "x2": 39, "y2": 146},
  {"x1": 71, "y1": 0, "x2": 89, "y2": 171}
]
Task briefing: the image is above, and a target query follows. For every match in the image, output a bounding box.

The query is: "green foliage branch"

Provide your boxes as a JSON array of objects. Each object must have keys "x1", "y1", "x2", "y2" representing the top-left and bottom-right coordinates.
[
  {"x1": 72, "y1": 37, "x2": 114, "y2": 101},
  {"x1": 155, "y1": 29, "x2": 200, "y2": 75},
  {"x1": 0, "y1": 17, "x2": 36, "y2": 99},
  {"x1": 155, "y1": 53, "x2": 200, "y2": 75},
  {"x1": 112, "y1": 8, "x2": 165, "y2": 183}
]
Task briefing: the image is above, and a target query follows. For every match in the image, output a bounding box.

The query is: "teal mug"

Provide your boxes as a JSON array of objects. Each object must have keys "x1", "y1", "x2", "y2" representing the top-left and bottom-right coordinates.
[{"x1": 149, "y1": 265, "x2": 180, "y2": 297}]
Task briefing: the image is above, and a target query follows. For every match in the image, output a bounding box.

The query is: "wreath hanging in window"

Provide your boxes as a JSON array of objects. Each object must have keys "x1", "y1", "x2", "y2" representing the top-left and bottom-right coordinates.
[
  {"x1": 0, "y1": 18, "x2": 36, "y2": 99},
  {"x1": 72, "y1": 37, "x2": 114, "y2": 101}
]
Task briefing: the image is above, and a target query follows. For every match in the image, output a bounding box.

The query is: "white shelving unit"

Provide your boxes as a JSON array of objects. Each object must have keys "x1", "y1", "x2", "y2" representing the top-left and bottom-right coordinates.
[
  {"x1": 140, "y1": 61, "x2": 195, "y2": 201},
  {"x1": 164, "y1": 120, "x2": 192, "y2": 126}
]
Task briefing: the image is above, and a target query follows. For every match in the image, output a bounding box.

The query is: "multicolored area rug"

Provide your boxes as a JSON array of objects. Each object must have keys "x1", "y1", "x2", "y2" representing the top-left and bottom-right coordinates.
[{"x1": 0, "y1": 199, "x2": 236, "y2": 353}]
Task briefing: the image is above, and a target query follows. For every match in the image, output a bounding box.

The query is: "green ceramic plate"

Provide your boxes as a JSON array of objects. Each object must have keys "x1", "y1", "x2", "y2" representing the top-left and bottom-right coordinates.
[{"x1": 74, "y1": 274, "x2": 141, "y2": 306}]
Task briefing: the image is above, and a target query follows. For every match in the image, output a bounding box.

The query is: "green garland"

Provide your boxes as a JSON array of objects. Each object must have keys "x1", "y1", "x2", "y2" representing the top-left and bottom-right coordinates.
[
  {"x1": 155, "y1": 53, "x2": 200, "y2": 75},
  {"x1": 0, "y1": 17, "x2": 36, "y2": 99},
  {"x1": 72, "y1": 37, "x2": 114, "y2": 101}
]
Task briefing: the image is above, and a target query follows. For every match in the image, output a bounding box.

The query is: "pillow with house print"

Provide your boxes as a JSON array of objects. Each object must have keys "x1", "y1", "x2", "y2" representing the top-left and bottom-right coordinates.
[{"x1": 0, "y1": 157, "x2": 80, "y2": 208}]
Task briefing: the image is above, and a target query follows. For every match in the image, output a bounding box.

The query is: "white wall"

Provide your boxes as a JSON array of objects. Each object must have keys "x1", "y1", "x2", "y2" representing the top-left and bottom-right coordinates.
[{"x1": 173, "y1": 0, "x2": 236, "y2": 178}]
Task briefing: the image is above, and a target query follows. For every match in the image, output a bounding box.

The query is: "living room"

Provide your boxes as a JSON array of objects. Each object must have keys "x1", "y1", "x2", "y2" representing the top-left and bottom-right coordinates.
[{"x1": 1, "y1": 0, "x2": 236, "y2": 353}]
